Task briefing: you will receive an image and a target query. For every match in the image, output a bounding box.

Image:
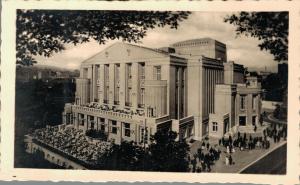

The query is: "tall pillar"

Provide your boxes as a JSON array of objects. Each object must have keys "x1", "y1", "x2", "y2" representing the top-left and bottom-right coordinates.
[
  {"x1": 105, "y1": 118, "x2": 109, "y2": 133},
  {"x1": 88, "y1": 66, "x2": 93, "y2": 102},
  {"x1": 99, "y1": 64, "x2": 105, "y2": 103},
  {"x1": 131, "y1": 63, "x2": 139, "y2": 108},
  {"x1": 92, "y1": 65, "x2": 97, "y2": 102},
  {"x1": 119, "y1": 63, "x2": 126, "y2": 108},
  {"x1": 109, "y1": 64, "x2": 115, "y2": 105},
  {"x1": 83, "y1": 114, "x2": 88, "y2": 132}
]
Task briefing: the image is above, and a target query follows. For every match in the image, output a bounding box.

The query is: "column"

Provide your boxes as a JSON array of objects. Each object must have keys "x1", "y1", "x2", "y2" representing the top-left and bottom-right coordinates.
[
  {"x1": 119, "y1": 63, "x2": 126, "y2": 108},
  {"x1": 92, "y1": 64, "x2": 97, "y2": 102},
  {"x1": 74, "y1": 113, "x2": 79, "y2": 129},
  {"x1": 99, "y1": 64, "x2": 105, "y2": 103},
  {"x1": 88, "y1": 66, "x2": 93, "y2": 102},
  {"x1": 131, "y1": 63, "x2": 139, "y2": 108},
  {"x1": 178, "y1": 67, "x2": 182, "y2": 118},
  {"x1": 109, "y1": 64, "x2": 115, "y2": 105},
  {"x1": 83, "y1": 114, "x2": 88, "y2": 132},
  {"x1": 105, "y1": 118, "x2": 109, "y2": 133}
]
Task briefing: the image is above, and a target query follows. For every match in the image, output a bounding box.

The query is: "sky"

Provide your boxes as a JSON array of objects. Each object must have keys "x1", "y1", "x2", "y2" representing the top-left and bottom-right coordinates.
[{"x1": 35, "y1": 12, "x2": 279, "y2": 72}]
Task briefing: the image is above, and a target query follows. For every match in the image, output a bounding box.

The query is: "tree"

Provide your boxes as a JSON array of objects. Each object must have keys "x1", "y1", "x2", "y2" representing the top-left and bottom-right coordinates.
[
  {"x1": 96, "y1": 130, "x2": 190, "y2": 172},
  {"x1": 17, "y1": 10, "x2": 190, "y2": 65},
  {"x1": 225, "y1": 12, "x2": 288, "y2": 62},
  {"x1": 147, "y1": 130, "x2": 190, "y2": 172}
]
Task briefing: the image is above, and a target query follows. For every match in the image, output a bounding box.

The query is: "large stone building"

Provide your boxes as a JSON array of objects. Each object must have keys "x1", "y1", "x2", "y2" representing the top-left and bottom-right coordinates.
[{"x1": 62, "y1": 38, "x2": 262, "y2": 144}]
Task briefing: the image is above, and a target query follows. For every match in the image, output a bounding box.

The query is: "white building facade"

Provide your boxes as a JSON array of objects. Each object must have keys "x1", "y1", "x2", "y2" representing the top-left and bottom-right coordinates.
[{"x1": 62, "y1": 38, "x2": 262, "y2": 144}]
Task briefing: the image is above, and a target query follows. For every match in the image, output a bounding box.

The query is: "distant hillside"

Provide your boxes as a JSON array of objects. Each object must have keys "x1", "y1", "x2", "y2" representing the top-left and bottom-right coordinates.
[{"x1": 16, "y1": 65, "x2": 80, "y2": 82}]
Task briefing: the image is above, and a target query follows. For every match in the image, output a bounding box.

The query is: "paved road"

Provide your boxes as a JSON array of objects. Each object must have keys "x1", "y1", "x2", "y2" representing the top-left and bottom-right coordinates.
[{"x1": 240, "y1": 143, "x2": 287, "y2": 174}]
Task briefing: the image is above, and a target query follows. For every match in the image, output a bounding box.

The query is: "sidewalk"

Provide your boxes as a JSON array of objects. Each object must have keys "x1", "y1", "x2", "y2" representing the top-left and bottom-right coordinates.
[{"x1": 210, "y1": 140, "x2": 286, "y2": 173}]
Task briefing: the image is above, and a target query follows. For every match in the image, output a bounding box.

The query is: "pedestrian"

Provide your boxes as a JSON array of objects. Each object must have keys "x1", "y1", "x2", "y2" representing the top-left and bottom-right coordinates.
[
  {"x1": 222, "y1": 137, "x2": 225, "y2": 146},
  {"x1": 191, "y1": 158, "x2": 197, "y2": 172},
  {"x1": 225, "y1": 156, "x2": 229, "y2": 165},
  {"x1": 201, "y1": 142, "x2": 205, "y2": 150},
  {"x1": 206, "y1": 142, "x2": 210, "y2": 150},
  {"x1": 229, "y1": 135, "x2": 233, "y2": 145},
  {"x1": 229, "y1": 155, "x2": 233, "y2": 165}
]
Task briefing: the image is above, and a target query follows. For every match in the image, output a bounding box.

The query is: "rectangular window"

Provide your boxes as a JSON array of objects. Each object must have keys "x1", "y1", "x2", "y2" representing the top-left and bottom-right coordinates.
[
  {"x1": 252, "y1": 116, "x2": 256, "y2": 125},
  {"x1": 111, "y1": 120, "x2": 117, "y2": 134},
  {"x1": 239, "y1": 116, "x2": 246, "y2": 126},
  {"x1": 89, "y1": 116, "x2": 94, "y2": 129},
  {"x1": 212, "y1": 122, "x2": 218, "y2": 132},
  {"x1": 154, "y1": 66, "x2": 161, "y2": 80},
  {"x1": 124, "y1": 123, "x2": 130, "y2": 137},
  {"x1": 79, "y1": 114, "x2": 84, "y2": 126},
  {"x1": 127, "y1": 63, "x2": 132, "y2": 79},
  {"x1": 240, "y1": 95, "x2": 246, "y2": 110},
  {"x1": 139, "y1": 63, "x2": 145, "y2": 79},
  {"x1": 104, "y1": 64, "x2": 109, "y2": 83},
  {"x1": 99, "y1": 118, "x2": 105, "y2": 131}
]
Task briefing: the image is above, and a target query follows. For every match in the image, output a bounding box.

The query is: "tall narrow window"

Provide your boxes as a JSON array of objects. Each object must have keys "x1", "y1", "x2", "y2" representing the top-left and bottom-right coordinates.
[
  {"x1": 252, "y1": 116, "x2": 256, "y2": 125},
  {"x1": 99, "y1": 118, "x2": 105, "y2": 131},
  {"x1": 212, "y1": 122, "x2": 218, "y2": 132},
  {"x1": 111, "y1": 120, "x2": 117, "y2": 134},
  {"x1": 139, "y1": 63, "x2": 145, "y2": 79},
  {"x1": 240, "y1": 95, "x2": 246, "y2": 110},
  {"x1": 79, "y1": 114, "x2": 84, "y2": 126},
  {"x1": 124, "y1": 123, "x2": 131, "y2": 137},
  {"x1": 127, "y1": 63, "x2": 132, "y2": 79},
  {"x1": 154, "y1": 66, "x2": 161, "y2": 80}
]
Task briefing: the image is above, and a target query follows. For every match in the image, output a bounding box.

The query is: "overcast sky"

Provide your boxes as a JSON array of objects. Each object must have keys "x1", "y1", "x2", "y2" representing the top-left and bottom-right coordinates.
[{"x1": 35, "y1": 12, "x2": 279, "y2": 72}]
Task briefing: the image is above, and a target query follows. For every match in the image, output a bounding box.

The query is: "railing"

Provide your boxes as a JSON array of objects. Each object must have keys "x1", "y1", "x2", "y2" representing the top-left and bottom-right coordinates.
[{"x1": 72, "y1": 105, "x2": 134, "y2": 119}]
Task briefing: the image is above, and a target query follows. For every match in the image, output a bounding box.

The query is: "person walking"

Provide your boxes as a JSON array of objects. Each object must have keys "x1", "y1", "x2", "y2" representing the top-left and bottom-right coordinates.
[{"x1": 229, "y1": 155, "x2": 233, "y2": 165}]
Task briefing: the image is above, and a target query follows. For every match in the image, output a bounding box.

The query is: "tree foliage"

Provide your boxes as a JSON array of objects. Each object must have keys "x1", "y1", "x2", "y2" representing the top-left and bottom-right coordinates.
[
  {"x1": 17, "y1": 10, "x2": 190, "y2": 65},
  {"x1": 97, "y1": 130, "x2": 190, "y2": 172},
  {"x1": 225, "y1": 12, "x2": 288, "y2": 62}
]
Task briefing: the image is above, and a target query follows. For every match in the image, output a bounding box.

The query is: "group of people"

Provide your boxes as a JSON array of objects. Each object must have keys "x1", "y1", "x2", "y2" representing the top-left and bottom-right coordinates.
[
  {"x1": 265, "y1": 123, "x2": 287, "y2": 143},
  {"x1": 32, "y1": 126, "x2": 112, "y2": 164},
  {"x1": 189, "y1": 141, "x2": 221, "y2": 172}
]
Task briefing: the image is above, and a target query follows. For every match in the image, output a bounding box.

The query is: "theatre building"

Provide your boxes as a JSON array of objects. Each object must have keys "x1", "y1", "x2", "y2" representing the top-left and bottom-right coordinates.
[{"x1": 62, "y1": 38, "x2": 262, "y2": 144}]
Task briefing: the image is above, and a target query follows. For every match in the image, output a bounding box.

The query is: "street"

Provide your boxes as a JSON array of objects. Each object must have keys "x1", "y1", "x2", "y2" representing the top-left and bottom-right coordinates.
[{"x1": 240, "y1": 143, "x2": 287, "y2": 174}]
